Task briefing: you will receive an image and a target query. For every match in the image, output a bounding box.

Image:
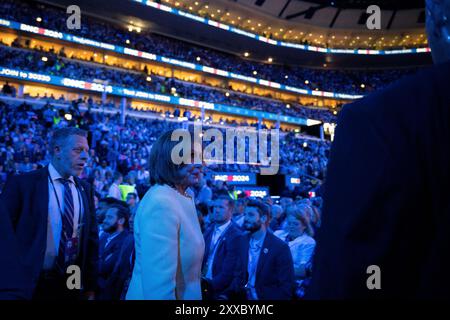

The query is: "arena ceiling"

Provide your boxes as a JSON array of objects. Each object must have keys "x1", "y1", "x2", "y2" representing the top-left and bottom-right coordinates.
[
  {"x1": 36, "y1": 0, "x2": 431, "y2": 68},
  {"x1": 304, "y1": 0, "x2": 424, "y2": 10}
]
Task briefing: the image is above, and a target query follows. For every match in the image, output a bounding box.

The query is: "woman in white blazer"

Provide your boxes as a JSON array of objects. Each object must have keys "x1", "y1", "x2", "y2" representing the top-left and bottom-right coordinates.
[{"x1": 126, "y1": 130, "x2": 205, "y2": 300}]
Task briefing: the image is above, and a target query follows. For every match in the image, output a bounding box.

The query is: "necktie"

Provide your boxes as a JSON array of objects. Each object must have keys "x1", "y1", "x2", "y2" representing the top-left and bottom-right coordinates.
[{"x1": 55, "y1": 178, "x2": 77, "y2": 274}]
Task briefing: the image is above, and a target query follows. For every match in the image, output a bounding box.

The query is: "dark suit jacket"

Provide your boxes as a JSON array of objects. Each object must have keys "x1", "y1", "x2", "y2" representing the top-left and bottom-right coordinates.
[
  {"x1": 98, "y1": 230, "x2": 130, "y2": 300},
  {"x1": 0, "y1": 166, "x2": 99, "y2": 298},
  {"x1": 0, "y1": 205, "x2": 30, "y2": 299},
  {"x1": 98, "y1": 230, "x2": 130, "y2": 296},
  {"x1": 202, "y1": 222, "x2": 243, "y2": 296},
  {"x1": 308, "y1": 61, "x2": 450, "y2": 299},
  {"x1": 228, "y1": 231, "x2": 295, "y2": 300},
  {"x1": 103, "y1": 232, "x2": 135, "y2": 300}
]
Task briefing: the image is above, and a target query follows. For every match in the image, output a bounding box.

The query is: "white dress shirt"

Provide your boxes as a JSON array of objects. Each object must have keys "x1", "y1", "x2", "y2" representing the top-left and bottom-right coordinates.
[
  {"x1": 232, "y1": 213, "x2": 245, "y2": 228},
  {"x1": 247, "y1": 232, "x2": 267, "y2": 300},
  {"x1": 108, "y1": 183, "x2": 122, "y2": 200},
  {"x1": 43, "y1": 163, "x2": 84, "y2": 270},
  {"x1": 205, "y1": 220, "x2": 231, "y2": 279}
]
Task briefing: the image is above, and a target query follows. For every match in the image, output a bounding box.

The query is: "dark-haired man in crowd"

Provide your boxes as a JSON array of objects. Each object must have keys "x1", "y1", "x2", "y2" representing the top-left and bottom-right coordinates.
[
  {"x1": 232, "y1": 197, "x2": 247, "y2": 229},
  {"x1": 126, "y1": 192, "x2": 139, "y2": 219},
  {"x1": 97, "y1": 204, "x2": 131, "y2": 300},
  {"x1": 226, "y1": 200, "x2": 295, "y2": 300},
  {"x1": 202, "y1": 195, "x2": 243, "y2": 299},
  {"x1": 108, "y1": 171, "x2": 123, "y2": 200},
  {"x1": 0, "y1": 127, "x2": 98, "y2": 300}
]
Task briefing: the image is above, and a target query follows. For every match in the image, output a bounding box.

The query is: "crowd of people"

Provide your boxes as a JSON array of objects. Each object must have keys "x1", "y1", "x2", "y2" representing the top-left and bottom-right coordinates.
[
  {"x1": 0, "y1": 0, "x2": 419, "y2": 96},
  {"x1": 0, "y1": 97, "x2": 329, "y2": 196},
  {"x1": 0, "y1": 95, "x2": 325, "y2": 300},
  {"x1": 2, "y1": 0, "x2": 450, "y2": 303},
  {"x1": 0, "y1": 43, "x2": 338, "y2": 122}
]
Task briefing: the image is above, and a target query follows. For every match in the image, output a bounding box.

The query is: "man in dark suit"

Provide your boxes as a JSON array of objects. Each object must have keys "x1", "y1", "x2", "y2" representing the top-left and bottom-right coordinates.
[
  {"x1": 97, "y1": 204, "x2": 130, "y2": 300},
  {"x1": 226, "y1": 200, "x2": 295, "y2": 300},
  {"x1": 0, "y1": 127, "x2": 98, "y2": 300},
  {"x1": 0, "y1": 205, "x2": 29, "y2": 299},
  {"x1": 308, "y1": 0, "x2": 450, "y2": 299},
  {"x1": 109, "y1": 230, "x2": 135, "y2": 300},
  {"x1": 201, "y1": 195, "x2": 243, "y2": 299}
]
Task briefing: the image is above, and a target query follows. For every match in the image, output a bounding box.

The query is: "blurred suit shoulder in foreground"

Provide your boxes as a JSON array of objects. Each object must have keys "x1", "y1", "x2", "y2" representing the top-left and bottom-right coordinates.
[{"x1": 308, "y1": 60, "x2": 450, "y2": 299}]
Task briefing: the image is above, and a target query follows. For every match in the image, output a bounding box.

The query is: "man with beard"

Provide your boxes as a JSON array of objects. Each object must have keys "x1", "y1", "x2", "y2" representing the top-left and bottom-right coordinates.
[
  {"x1": 97, "y1": 204, "x2": 130, "y2": 299},
  {"x1": 226, "y1": 200, "x2": 295, "y2": 300}
]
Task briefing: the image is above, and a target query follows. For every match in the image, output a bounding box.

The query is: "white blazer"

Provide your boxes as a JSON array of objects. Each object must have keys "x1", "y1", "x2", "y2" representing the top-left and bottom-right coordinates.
[{"x1": 126, "y1": 184, "x2": 205, "y2": 300}]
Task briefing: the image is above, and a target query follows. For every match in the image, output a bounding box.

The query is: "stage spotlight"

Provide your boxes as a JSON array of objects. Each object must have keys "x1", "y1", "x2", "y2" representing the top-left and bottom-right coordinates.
[
  {"x1": 64, "y1": 113, "x2": 72, "y2": 121},
  {"x1": 36, "y1": 17, "x2": 42, "y2": 22}
]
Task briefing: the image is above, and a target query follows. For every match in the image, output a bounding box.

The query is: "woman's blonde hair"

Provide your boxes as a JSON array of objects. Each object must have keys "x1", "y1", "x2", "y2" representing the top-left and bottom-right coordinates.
[{"x1": 286, "y1": 203, "x2": 314, "y2": 237}]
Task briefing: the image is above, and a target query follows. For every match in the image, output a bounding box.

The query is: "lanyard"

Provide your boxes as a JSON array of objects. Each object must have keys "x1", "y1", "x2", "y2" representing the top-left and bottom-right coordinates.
[{"x1": 48, "y1": 176, "x2": 83, "y2": 238}]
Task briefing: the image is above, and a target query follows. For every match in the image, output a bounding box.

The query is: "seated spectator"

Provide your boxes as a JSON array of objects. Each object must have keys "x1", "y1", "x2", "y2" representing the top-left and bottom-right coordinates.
[
  {"x1": 126, "y1": 192, "x2": 139, "y2": 219},
  {"x1": 108, "y1": 171, "x2": 123, "y2": 200},
  {"x1": 201, "y1": 195, "x2": 243, "y2": 300},
  {"x1": 232, "y1": 197, "x2": 247, "y2": 228},
  {"x1": 98, "y1": 204, "x2": 131, "y2": 300},
  {"x1": 136, "y1": 166, "x2": 149, "y2": 185},
  {"x1": 274, "y1": 204, "x2": 316, "y2": 298},
  {"x1": 196, "y1": 175, "x2": 212, "y2": 206},
  {"x1": 196, "y1": 202, "x2": 211, "y2": 232},
  {"x1": 269, "y1": 204, "x2": 285, "y2": 232},
  {"x1": 225, "y1": 200, "x2": 295, "y2": 300}
]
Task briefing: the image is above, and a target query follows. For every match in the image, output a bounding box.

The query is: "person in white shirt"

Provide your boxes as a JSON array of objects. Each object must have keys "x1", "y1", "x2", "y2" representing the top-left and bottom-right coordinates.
[
  {"x1": 274, "y1": 204, "x2": 316, "y2": 278},
  {"x1": 126, "y1": 129, "x2": 205, "y2": 300},
  {"x1": 196, "y1": 176, "x2": 212, "y2": 206},
  {"x1": 108, "y1": 172, "x2": 123, "y2": 200}
]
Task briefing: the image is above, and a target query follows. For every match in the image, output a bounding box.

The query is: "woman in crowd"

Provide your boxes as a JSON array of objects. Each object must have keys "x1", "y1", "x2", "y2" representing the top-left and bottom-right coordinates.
[
  {"x1": 126, "y1": 129, "x2": 205, "y2": 300},
  {"x1": 274, "y1": 204, "x2": 316, "y2": 298}
]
